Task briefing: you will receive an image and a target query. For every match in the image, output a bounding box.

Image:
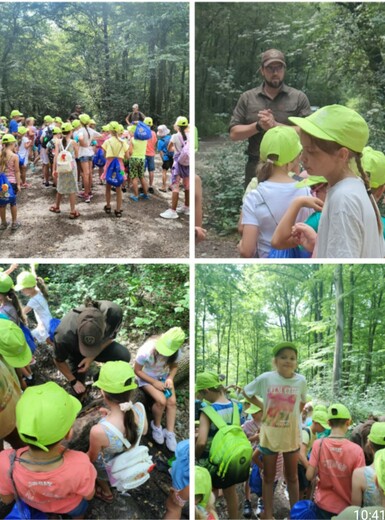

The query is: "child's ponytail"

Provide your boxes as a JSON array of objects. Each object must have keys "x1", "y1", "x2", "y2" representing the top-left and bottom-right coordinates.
[
  {"x1": 355, "y1": 154, "x2": 383, "y2": 235},
  {"x1": 103, "y1": 383, "x2": 139, "y2": 446},
  {"x1": 0, "y1": 145, "x2": 8, "y2": 172},
  {"x1": 256, "y1": 154, "x2": 278, "y2": 182},
  {"x1": 8, "y1": 289, "x2": 27, "y2": 326},
  {"x1": 178, "y1": 126, "x2": 187, "y2": 142},
  {"x1": 36, "y1": 276, "x2": 49, "y2": 299}
]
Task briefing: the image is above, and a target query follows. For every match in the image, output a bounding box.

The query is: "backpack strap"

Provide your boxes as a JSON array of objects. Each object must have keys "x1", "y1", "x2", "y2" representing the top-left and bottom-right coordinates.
[
  {"x1": 102, "y1": 421, "x2": 132, "y2": 450},
  {"x1": 202, "y1": 402, "x2": 238, "y2": 430}
]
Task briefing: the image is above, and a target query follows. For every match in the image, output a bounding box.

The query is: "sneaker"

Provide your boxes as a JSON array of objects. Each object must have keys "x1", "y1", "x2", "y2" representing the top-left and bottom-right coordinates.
[
  {"x1": 84, "y1": 196, "x2": 91, "y2": 203},
  {"x1": 160, "y1": 208, "x2": 178, "y2": 220},
  {"x1": 151, "y1": 421, "x2": 164, "y2": 445},
  {"x1": 163, "y1": 430, "x2": 177, "y2": 452},
  {"x1": 256, "y1": 497, "x2": 264, "y2": 516},
  {"x1": 139, "y1": 193, "x2": 149, "y2": 200},
  {"x1": 11, "y1": 222, "x2": 21, "y2": 231},
  {"x1": 148, "y1": 186, "x2": 155, "y2": 194},
  {"x1": 243, "y1": 499, "x2": 252, "y2": 519},
  {"x1": 44, "y1": 182, "x2": 50, "y2": 188},
  {"x1": 0, "y1": 222, "x2": 9, "y2": 230},
  {"x1": 130, "y1": 195, "x2": 139, "y2": 202},
  {"x1": 176, "y1": 205, "x2": 190, "y2": 215},
  {"x1": 78, "y1": 191, "x2": 85, "y2": 199}
]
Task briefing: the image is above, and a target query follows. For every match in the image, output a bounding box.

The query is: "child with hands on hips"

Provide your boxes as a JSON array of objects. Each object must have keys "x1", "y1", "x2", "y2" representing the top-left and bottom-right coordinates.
[
  {"x1": 87, "y1": 361, "x2": 147, "y2": 504},
  {"x1": 134, "y1": 327, "x2": 185, "y2": 452},
  {"x1": 243, "y1": 342, "x2": 307, "y2": 520}
]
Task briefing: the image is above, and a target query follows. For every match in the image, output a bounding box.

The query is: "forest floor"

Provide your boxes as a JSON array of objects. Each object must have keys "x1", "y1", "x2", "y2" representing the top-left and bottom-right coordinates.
[
  {"x1": 195, "y1": 136, "x2": 240, "y2": 259},
  {"x1": 1, "y1": 159, "x2": 189, "y2": 259},
  {"x1": 0, "y1": 339, "x2": 190, "y2": 520}
]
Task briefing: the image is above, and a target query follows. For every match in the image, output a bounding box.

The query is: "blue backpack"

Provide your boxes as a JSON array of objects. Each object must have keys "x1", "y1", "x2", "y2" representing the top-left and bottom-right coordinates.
[
  {"x1": 105, "y1": 158, "x2": 124, "y2": 187},
  {"x1": 48, "y1": 318, "x2": 61, "y2": 342},
  {"x1": 249, "y1": 463, "x2": 263, "y2": 496},
  {"x1": 134, "y1": 121, "x2": 151, "y2": 140},
  {"x1": 0, "y1": 173, "x2": 16, "y2": 206},
  {"x1": 93, "y1": 148, "x2": 106, "y2": 168},
  {"x1": 19, "y1": 323, "x2": 36, "y2": 354}
]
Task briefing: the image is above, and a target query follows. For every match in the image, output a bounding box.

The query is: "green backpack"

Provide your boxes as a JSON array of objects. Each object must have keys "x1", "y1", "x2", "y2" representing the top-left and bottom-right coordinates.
[{"x1": 202, "y1": 402, "x2": 253, "y2": 488}]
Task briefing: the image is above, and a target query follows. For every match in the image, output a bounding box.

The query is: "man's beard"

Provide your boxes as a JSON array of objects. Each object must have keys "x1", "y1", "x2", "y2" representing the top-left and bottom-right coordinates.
[{"x1": 264, "y1": 78, "x2": 283, "y2": 89}]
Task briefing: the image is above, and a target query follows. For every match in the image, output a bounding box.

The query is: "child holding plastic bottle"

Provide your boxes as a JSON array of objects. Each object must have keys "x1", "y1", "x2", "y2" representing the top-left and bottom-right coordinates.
[
  {"x1": 87, "y1": 361, "x2": 147, "y2": 503},
  {"x1": 0, "y1": 382, "x2": 96, "y2": 518},
  {"x1": 134, "y1": 327, "x2": 185, "y2": 452},
  {"x1": 243, "y1": 342, "x2": 307, "y2": 520}
]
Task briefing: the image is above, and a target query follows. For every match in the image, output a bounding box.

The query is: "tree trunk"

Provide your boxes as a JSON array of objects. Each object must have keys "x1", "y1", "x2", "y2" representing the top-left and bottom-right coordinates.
[{"x1": 332, "y1": 265, "x2": 344, "y2": 397}]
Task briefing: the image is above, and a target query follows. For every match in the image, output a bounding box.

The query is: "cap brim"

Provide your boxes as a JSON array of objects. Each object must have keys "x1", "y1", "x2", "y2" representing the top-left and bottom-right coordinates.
[
  {"x1": 289, "y1": 117, "x2": 337, "y2": 143},
  {"x1": 78, "y1": 338, "x2": 105, "y2": 358},
  {"x1": 263, "y1": 59, "x2": 286, "y2": 67}
]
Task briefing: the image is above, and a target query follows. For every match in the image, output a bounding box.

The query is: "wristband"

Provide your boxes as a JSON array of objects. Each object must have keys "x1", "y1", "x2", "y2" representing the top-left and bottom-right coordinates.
[
  {"x1": 255, "y1": 122, "x2": 264, "y2": 134},
  {"x1": 70, "y1": 379, "x2": 78, "y2": 387}
]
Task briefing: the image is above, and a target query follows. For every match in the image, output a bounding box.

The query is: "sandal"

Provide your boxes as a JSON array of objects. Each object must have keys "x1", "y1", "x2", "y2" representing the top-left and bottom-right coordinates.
[
  {"x1": 49, "y1": 205, "x2": 61, "y2": 213},
  {"x1": 69, "y1": 210, "x2": 80, "y2": 219},
  {"x1": 95, "y1": 485, "x2": 114, "y2": 504},
  {"x1": 159, "y1": 188, "x2": 167, "y2": 193},
  {"x1": 104, "y1": 205, "x2": 111, "y2": 214},
  {"x1": 114, "y1": 209, "x2": 123, "y2": 218}
]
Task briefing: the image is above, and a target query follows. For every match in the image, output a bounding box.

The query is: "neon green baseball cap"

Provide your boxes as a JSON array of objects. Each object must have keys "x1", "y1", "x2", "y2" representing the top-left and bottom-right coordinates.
[
  {"x1": 16, "y1": 382, "x2": 81, "y2": 452},
  {"x1": 260, "y1": 126, "x2": 302, "y2": 166},
  {"x1": 2, "y1": 134, "x2": 17, "y2": 144},
  {"x1": 195, "y1": 466, "x2": 212, "y2": 508},
  {"x1": 89, "y1": 119, "x2": 96, "y2": 126},
  {"x1": 0, "y1": 273, "x2": 14, "y2": 293},
  {"x1": 248, "y1": 404, "x2": 262, "y2": 415},
  {"x1": 79, "y1": 113, "x2": 90, "y2": 125},
  {"x1": 295, "y1": 175, "x2": 328, "y2": 188},
  {"x1": 17, "y1": 126, "x2": 28, "y2": 136},
  {"x1": 15, "y1": 271, "x2": 37, "y2": 291},
  {"x1": 368, "y1": 422, "x2": 385, "y2": 446},
  {"x1": 195, "y1": 371, "x2": 222, "y2": 393},
  {"x1": 375, "y1": 449, "x2": 385, "y2": 491},
  {"x1": 93, "y1": 361, "x2": 137, "y2": 394},
  {"x1": 155, "y1": 327, "x2": 185, "y2": 357},
  {"x1": 289, "y1": 105, "x2": 369, "y2": 153},
  {"x1": 10, "y1": 110, "x2": 23, "y2": 118},
  {"x1": 127, "y1": 125, "x2": 136, "y2": 134},
  {"x1": 52, "y1": 127, "x2": 62, "y2": 134},
  {"x1": 44, "y1": 115, "x2": 53, "y2": 123},
  {"x1": 72, "y1": 119, "x2": 81, "y2": 129},
  {"x1": 102, "y1": 124, "x2": 111, "y2": 132},
  {"x1": 61, "y1": 122, "x2": 73, "y2": 133},
  {"x1": 362, "y1": 146, "x2": 385, "y2": 189},
  {"x1": 272, "y1": 341, "x2": 298, "y2": 357},
  {"x1": 109, "y1": 121, "x2": 120, "y2": 132},
  {"x1": 54, "y1": 117, "x2": 63, "y2": 124},
  {"x1": 144, "y1": 117, "x2": 153, "y2": 127},
  {"x1": 176, "y1": 116, "x2": 188, "y2": 127},
  {"x1": 0, "y1": 319, "x2": 32, "y2": 368},
  {"x1": 312, "y1": 410, "x2": 329, "y2": 430},
  {"x1": 313, "y1": 404, "x2": 328, "y2": 413},
  {"x1": 327, "y1": 403, "x2": 351, "y2": 420}
]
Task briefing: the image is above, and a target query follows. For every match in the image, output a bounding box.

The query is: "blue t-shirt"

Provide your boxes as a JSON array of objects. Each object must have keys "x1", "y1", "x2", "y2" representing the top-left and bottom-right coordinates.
[
  {"x1": 9, "y1": 120, "x2": 19, "y2": 134},
  {"x1": 171, "y1": 439, "x2": 189, "y2": 490},
  {"x1": 157, "y1": 135, "x2": 173, "y2": 160}
]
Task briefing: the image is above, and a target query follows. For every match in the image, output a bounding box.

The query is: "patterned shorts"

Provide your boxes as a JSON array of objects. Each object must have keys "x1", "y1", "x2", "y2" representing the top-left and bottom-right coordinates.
[{"x1": 129, "y1": 157, "x2": 145, "y2": 179}]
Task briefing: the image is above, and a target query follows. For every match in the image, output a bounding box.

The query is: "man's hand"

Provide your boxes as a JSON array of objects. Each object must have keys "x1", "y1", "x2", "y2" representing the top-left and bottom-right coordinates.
[
  {"x1": 257, "y1": 109, "x2": 276, "y2": 131},
  {"x1": 72, "y1": 380, "x2": 86, "y2": 395},
  {"x1": 77, "y1": 357, "x2": 94, "y2": 373}
]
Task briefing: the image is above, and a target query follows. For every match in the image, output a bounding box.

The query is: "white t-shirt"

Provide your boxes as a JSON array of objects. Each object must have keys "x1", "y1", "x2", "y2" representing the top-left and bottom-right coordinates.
[
  {"x1": 244, "y1": 371, "x2": 307, "y2": 452},
  {"x1": 27, "y1": 292, "x2": 52, "y2": 343},
  {"x1": 242, "y1": 181, "x2": 313, "y2": 258},
  {"x1": 170, "y1": 132, "x2": 188, "y2": 154},
  {"x1": 77, "y1": 127, "x2": 101, "y2": 157},
  {"x1": 18, "y1": 136, "x2": 30, "y2": 161},
  {"x1": 135, "y1": 336, "x2": 182, "y2": 387},
  {"x1": 315, "y1": 177, "x2": 385, "y2": 258}
]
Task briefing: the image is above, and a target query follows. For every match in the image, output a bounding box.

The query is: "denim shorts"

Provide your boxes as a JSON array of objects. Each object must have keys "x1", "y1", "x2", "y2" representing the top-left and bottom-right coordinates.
[
  {"x1": 259, "y1": 445, "x2": 300, "y2": 456},
  {"x1": 144, "y1": 155, "x2": 155, "y2": 172},
  {"x1": 66, "y1": 498, "x2": 89, "y2": 517},
  {"x1": 79, "y1": 156, "x2": 93, "y2": 163}
]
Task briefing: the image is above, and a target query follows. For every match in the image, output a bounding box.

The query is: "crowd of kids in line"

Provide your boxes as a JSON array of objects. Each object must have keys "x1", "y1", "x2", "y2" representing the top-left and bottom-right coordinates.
[
  {"x1": 0, "y1": 107, "x2": 190, "y2": 227},
  {"x1": 0, "y1": 266, "x2": 189, "y2": 519},
  {"x1": 234, "y1": 104, "x2": 385, "y2": 258},
  {"x1": 195, "y1": 342, "x2": 385, "y2": 520}
]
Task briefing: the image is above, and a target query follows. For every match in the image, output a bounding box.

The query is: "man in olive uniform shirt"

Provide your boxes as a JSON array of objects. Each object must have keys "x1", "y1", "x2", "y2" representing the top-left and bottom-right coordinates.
[{"x1": 229, "y1": 49, "x2": 311, "y2": 186}]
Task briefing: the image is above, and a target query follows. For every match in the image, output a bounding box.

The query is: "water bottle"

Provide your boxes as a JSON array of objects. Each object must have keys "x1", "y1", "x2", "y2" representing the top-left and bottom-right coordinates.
[{"x1": 164, "y1": 388, "x2": 172, "y2": 399}]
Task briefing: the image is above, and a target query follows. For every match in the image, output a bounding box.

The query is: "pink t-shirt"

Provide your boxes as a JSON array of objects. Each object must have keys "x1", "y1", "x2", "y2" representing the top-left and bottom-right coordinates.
[
  {"x1": 145, "y1": 131, "x2": 157, "y2": 156},
  {"x1": 0, "y1": 448, "x2": 96, "y2": 513},
  {"x1": 310, "y1": 437, "x2": 365, "y2": 514}
]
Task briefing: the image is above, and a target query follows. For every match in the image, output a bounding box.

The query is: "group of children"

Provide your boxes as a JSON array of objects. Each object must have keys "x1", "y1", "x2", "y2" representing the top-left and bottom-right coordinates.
[
  {"x1": 0, "y1": 266, "x2": 189, "y2": 518},
  {"x1": 238, "y1": 104, "x2": 385, "y2": 258},
  {"x1": 195, "y1": 342, "x2": 385, "y2": 519},
  {"x1": 0, "y1": 109, "x2": 190, "y2": 227}
]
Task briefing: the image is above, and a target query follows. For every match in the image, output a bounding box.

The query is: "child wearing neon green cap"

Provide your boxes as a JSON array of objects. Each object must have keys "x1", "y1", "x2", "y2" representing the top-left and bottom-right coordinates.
[
  {"x1": 306, "y1": 403, "x2": 365, "y2": 518},
  {"x1": 17, "y1": 126, "x2": 32, "y2": 188},
  {"x1": 127, "y1": 125, "x2": 149, "y2": 202},
  {"x1": 77, "y1": 114, "x2": 101, "y2": 203},
  {"x1": 0, "y1": 134, "x2": 21, "y2": 231},
  {"x1": 0, "y1": 382, "x2": 96, "y2": 518},
  {"x1": 195, "y1": 466, "x2": 219, "y2": 520},
  {"x1": 134, "y1": 327, "x2": 185, "y2": 452},
  {"x1": 352, "y1": 422, "x2": 385, "y2": 507},
  {"x1": 289, "y1": 105, "x2": 385, "y2": 258},
  {"x1": 87, "y1": 360, "x2": 148, "y2": 503},
  {"x1": 239, "y1": 126, "x2": 313, "y2": 258},
  {"x1": 243, "y1": 342, "x2": 307, "y2": 519}
]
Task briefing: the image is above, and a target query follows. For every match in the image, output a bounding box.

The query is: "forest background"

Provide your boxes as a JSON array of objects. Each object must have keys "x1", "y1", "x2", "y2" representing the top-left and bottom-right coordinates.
[
  {"x1": 0, "y1": 2, "x2": 189, "y2": 125},
  {"x1": 195, "y1": 264, "x2": 385, "y2": 423},
  {"x1": 195, "y1": 2, "x2": 385, "y2": 240}
]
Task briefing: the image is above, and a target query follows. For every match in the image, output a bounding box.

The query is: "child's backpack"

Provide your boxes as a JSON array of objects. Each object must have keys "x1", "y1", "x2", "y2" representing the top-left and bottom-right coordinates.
[
  {"x1": 105, "y1": 158, "x2": 124, "y2": 187},
  {"x1": 102, "y1": 421, "x2": 155, "y2": 492},
  {"x1": 34, "y1": 129, "x2": 43, "y2": 148},
  {"x1": 0, "y1": 173, "x2": 16, "y2": 206},
  {"x1": 57, "y1": 142, "x2": 73, "y2": 174},
  {"x1": 19, "y1": 323, "x2": 37, "y2": 354},
  {"x1": 201, "y1": 402, "x2": 253, "y2": 488},
  {"x1": 178, "y1": 133, "x2": 190, "y2": 166},
  {"x1": 93, "y1": 148, "x2": 106, "y2": 168},
  {"x1": 41, "y1": 128, "x2": 53, "y2": 149},
  {"x1": 134, "y1": 121, "x2": 152, "y2": 141},
  {"x1": 249, "y1": 462, "x2": 263, "y2": 496},
  {"x1": 48, "y1": 318, "x2": 61, "y2": 342}
]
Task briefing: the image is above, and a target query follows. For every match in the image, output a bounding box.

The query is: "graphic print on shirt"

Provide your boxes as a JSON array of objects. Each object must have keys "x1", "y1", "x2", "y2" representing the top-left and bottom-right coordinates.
[{"x1": 265, "y1": 385, "x2": 299, "y2": 428}]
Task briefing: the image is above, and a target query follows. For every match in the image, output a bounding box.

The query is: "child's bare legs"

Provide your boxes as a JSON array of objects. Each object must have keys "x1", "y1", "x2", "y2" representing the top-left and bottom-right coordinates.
[
  {"x1": 42, "y1": 163, "x2": 49, "y2": 183},
  {"x1": 132, "y1": 177, "x2": 139, "y2": 197},
  {"x1": 261, "y1": 452, "x2": 278, "y2": 519},
  {"x1": 54, "y1": 193, "x2": 62, "y2": 210},
  {"x1": 142, "y1": 384, "x2": 167, "y2": 427},
  {"x1": 171, "y1": 191, "x2": 179, "y2": 211},
  {"x1": 222, "y1": 484, "x2": 239, "y2": 520},
  {"x1": 20, "y1": 166, "x2": 27, "y2": 185},
  {"x1": 0, "y1": 206, "x2": 6, "y2": 225},
  {"x1": 69, "y1": 193, "x2": 76, "y2": 213},
  {"x1": 140, "y1": 176, "x2": 148, "y2": 195},
  {"x1": 283, "y1": 450, "x2": 300, "y2": 508},
  {"x1": 95, "y1": 477, "x2": 113, "y2": 500},
  {"x1": 116, "y1": 186, "x2": 122, "y2": 212},
  {"x1": 149, "y1": 169, "x2": 154, "y2": 189},
  {"x1": 80, "y1": 160, "x2": 91, "y2": 196},
  {"x1": 161, "y1": 168, "x2": 167, "y2": 190},
  {"x1": 10, "y1": 204, "x2": 18, "y2": 225},
  {"x1": 244, "y1": 479, "x2": 251, "y2": 501},
  {"x1": 105, "y1": 184, "x2": 111, "y2": 208},
  {"x1": 98, "y1": 166, "x2": 104, "y2": 184}
]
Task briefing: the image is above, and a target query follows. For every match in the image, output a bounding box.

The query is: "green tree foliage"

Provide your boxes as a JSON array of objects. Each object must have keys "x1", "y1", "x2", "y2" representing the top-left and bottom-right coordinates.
[
  {"x1": 0, "y1": 2, "x2": 189, "y2": 124},
  {"x1": 7, "y1": 263, "x2": 189, "y2": 338},
  {"x1": 195, "y1": 264, "x2": 385, "y2": 412},
  {"x1": 196, "y1": 2, "x2": 385, "y2": 144}
]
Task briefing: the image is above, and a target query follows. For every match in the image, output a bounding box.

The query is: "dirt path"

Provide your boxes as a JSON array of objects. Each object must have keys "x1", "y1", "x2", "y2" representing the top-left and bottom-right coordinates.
[
  {"x1": 1, "y1": 161, "x2": 189, "y2": 259},
  {"x1": 195, "y1": 136, "x2": 240, "y2": 258}
]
